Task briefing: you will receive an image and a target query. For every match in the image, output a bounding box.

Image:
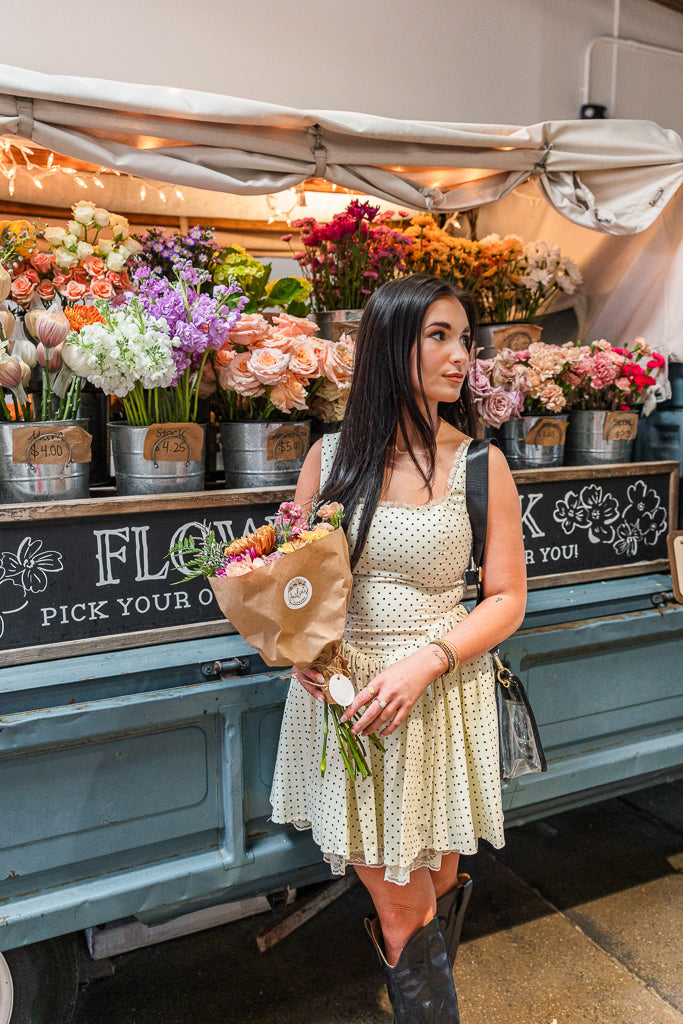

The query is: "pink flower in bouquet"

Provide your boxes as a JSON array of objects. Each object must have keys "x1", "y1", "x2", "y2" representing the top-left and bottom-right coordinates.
[
  {"x1": 30, "y1": 251, "x2": 54, "y2": 275},
  {"x1": 320, "y1": 338, "x2": 354, "y2": 387},
  {"x1": 84, "y1": 254, "x2": 107, "y2": 277},
  {"x1": 270, "y1": 371, "x2": 309, "y2": 413},
  {"x1": 36, "y1": 280, "x2": 55, "y2": 302},
  {"x1": 53, "y1": 272, "x2": 71, "y2": 295},
  {"x1": 468, "y1": 362, "x2": 494, "y2": 398},
  {"x1": 585, "y1": 350, "x2": 618, "y2": 390},
  {"x1": 538, "y1": 382, "x2": 566, "y2": 413},
  {"x1": 480, "y1": 387, "x2": 523, "y2": 427},
  {"x1": 249, "y1": 347, "x2": 290, "y2": 385},
  {"x1": 288, "y1": 340, "x2": 321, "y2": 378},
  {"x1": 90, "y1": 278, "x2": 115, "y2": 301},
  {"x1": 64, "y1": 280, "x2": 86, "y2": 302},
  {"x1": 227, "y1": 312, "x2": 271, "y2": 348},
  {"x1": 10, "y1": 274, "x2": 36, "y2": 305},
  {"x1": 218, "y1": 350, "x2": 264, "y2": 397},
  {"x1": 615, "y1": 375, "x2": 631, "y2": 393},
  {"x1": 271, "y1": 312, "x2": 318, "y2": 339}
]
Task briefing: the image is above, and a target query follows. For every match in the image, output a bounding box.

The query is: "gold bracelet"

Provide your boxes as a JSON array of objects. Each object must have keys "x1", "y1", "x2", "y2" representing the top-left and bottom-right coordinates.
[{"x1": 429, "y1": 638, "x2": 460, "y2": 674}]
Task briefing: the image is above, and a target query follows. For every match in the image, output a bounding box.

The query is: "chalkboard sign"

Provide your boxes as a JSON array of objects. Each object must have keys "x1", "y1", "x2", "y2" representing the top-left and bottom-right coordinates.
[
  {"x1": 0, "y1": 463, "x2": 678, "y2": 665},
  {"x1": 516, "y1": 461, "x2": 678, "y2": 589},
  {"x1": 0, "y1": 490, "x2": 289, "y2": 665}
]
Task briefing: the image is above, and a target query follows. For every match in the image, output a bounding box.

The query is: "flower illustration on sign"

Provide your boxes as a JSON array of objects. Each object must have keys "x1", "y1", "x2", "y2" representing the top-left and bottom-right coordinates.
[
  {"x1": 553, "y1": 484, "x2": 619, "y2": 543},
  {"x1": 552, "y1": 479, "x2": 667, "y2": 558},
  {"x1": 0, "y1": 536, "x2": 64, "y2": 639},
  {"x1": 552, "y1": 490, "x2": 589, "y2": 534}
]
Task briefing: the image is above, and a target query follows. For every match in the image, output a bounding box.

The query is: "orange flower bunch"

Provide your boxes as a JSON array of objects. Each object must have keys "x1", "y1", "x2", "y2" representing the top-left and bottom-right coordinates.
[{"x1": 403, "y1": 214, "x2": 481, "y2": 290}]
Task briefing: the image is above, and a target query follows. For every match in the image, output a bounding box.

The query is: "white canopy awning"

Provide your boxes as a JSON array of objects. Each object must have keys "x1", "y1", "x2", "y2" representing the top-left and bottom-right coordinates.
[{"x1": 0, "y1": 64, "x2": 682, "y2": 235}]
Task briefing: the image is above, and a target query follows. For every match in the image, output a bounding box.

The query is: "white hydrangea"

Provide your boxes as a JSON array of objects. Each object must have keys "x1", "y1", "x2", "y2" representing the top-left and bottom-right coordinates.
[{"x1": 63, "y1": 306, "x2": 178, "y2": 398}]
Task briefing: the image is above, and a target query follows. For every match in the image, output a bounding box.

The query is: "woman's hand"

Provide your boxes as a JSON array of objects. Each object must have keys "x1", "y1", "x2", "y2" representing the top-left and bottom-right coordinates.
[
  {"x1": 293, "y1": 667, "x2": 331, "y2": 703},
  {"x1": 340, "y1": 647, "x2": 443, "y2": 738}
]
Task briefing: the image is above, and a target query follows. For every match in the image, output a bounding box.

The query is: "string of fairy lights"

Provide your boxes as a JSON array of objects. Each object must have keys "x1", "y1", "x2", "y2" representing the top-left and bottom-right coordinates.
[{"x1": 0, "y1": 139, "x2": 321, "y2": 225}]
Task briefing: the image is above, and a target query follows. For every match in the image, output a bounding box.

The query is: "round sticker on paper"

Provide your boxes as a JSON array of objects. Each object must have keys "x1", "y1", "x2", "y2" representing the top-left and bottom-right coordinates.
[{"x1": 284, "y1": 575, "x2": 313, "y2": 609}]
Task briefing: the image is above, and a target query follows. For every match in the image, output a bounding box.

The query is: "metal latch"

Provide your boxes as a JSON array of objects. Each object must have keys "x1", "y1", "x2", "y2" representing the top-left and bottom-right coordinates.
[{"x1": 200, "y1": 658, "x2": 249, "y2": 679}]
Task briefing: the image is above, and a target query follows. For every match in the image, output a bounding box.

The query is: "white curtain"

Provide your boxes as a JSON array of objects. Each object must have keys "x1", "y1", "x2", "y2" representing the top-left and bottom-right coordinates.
[{"x1": 1, "y1": 64, "x2": 682, "y2": 235}]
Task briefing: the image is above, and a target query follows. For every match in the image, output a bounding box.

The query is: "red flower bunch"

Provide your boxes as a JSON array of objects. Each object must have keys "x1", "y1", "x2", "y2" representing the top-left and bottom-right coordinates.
[{"x1": 286, "y1": 200, "x2": 412, "y2": 311}]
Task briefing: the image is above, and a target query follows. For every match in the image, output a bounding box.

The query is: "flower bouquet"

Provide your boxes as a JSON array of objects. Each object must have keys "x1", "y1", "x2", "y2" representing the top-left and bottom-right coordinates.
[
  {"x1": 286, "y1": 200, "x2": 412, "y2": 312},
  {"x1": 560, "y1": 336, "x2": 664, "y2": 413},
  {"x1": 5, "y1": 202, "x2": 138, "y2": 313},
  {"x1": 171, "y1": 501, "x2": 383, "y2": 779},
  {"x1": 206, "y1": 311, "x2": 354, "y2": 423},
  {"x1": 468, "y1": 342, "x2": 572, "y2": 427}
]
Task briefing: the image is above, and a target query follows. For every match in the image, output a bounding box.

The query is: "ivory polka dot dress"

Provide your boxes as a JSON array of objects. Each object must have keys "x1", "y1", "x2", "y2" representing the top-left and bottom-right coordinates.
[{"x1": 269, "y1": 433, "x2": 505, "y2": 885}]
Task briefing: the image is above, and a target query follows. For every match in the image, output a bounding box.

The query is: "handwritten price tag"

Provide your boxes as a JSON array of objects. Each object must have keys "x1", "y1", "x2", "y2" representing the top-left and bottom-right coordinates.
[
  {"x1": 12, "y1": 425, "x2": 92, "y2": 465},
  {"x1": 142, "y1": 423, "x2": 205, "y2": 463},
  {"x1": 266, "y1": 424, "x2": 309, "y2": 463},
  {"x1": 524, "y1": 418, "x2": 568, "y2": 447},
  {"x1": 492, "y1": 323, "x2": 543, "y2": 354},
  {"x1": 603, "y1": 411, "x2": 638, "y2": 442}
]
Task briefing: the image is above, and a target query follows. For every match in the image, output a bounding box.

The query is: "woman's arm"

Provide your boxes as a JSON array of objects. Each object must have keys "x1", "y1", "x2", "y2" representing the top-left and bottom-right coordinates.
[{"x1": 343, "y1": 445, "x2": 526, "y2": 736}]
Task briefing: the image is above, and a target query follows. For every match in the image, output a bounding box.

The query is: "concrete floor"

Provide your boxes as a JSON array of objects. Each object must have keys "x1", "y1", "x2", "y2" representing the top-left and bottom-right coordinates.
[{"x1": 74, "y1": 780, "x2": 683, "y2": 1024}]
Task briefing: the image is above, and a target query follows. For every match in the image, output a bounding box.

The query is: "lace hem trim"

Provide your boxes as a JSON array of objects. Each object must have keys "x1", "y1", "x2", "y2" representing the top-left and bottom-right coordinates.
[{"x1": 377, "y1": 438, "x2": 469, "y2": 510}]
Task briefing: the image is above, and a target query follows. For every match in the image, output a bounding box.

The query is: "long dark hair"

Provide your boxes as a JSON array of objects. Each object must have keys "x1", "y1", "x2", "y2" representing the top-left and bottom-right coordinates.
[{"x1": 319, "y1": 274, "x2": 477, "y2": 568}]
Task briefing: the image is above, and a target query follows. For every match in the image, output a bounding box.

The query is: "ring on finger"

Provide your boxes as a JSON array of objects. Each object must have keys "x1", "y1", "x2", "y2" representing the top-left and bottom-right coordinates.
[
  {"x1": 379, "y1": 699, "x2": 387, "y2": 709},
  {"x1": 367, "y1": 684, "x2": 376, "y2": 696}
]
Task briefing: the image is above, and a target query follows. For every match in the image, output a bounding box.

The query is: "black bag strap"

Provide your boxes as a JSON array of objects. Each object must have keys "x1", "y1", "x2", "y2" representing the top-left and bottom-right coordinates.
[{"x1": 464, "y1": 438, "x2": 492, "y2": 601}]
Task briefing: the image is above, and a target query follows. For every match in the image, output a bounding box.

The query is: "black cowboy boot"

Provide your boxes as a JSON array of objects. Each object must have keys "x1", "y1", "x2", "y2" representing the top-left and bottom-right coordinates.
[
  {"x1": 366, "y1": 915, "x2": 460, "y2": 1023},
  {"x1": 436, "y1": 873, "x2": 473, "y2": 964}
]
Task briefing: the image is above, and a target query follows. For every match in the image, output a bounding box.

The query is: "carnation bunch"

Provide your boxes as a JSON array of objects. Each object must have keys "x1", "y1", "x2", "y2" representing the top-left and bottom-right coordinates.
[
  {"x1": 204, "y1": 310, "x2": 354, "y2": 422},
  {"x1": 286, "y1": 200, "x2": 413, "y2": 312},
  {"x1": 560, "y1": 337, "x2": 665, "y2": 413}
]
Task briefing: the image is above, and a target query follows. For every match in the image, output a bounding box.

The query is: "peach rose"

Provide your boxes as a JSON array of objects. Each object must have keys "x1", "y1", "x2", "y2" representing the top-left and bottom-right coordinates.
[
  {"x1": 253, "y1": 326, "x2": 291, "y2": 353},
  {"x1": 64, "y1": 280, "x2": 86, "y2": 301},
  {"x1": 320, "y1": 339, "x2": 354, "y2": 386},
  {"x1": 106, "y1": 270, "x2": 122, "y2": 289},
  {"x1": 84, "y1": 254, "x2": 107, "y2": 277},
  {"x1": 90, "y1": 278, "x2": 114, "y2": 300},
  {"x1": 269, "y1": 371, "x2": 309, "y2": 413},
  {"x1": 36, "y1": 280, "x2": 56, "y2": 302},
  {"x1": 72, "y1": 267, "x2": 89, "y2": 286},
  {"x1": 10, "y1": 274, "x2": 36, "y2": 305},
  {"x1": 317, "y1": 502, "x2": 343, "y2": 521},
  {"x1": 270, "y1": 312, "x2": 318, "y2": 338},
  {"x1": 30, "y1": 251, "x2": 54, "y2": 275},
  {"x1": 218, "y1": 351, "x2": 264, "y2": 397},
  {"x1": 53, "y1": 273, "x2": 72, "y2": 295},
  {"x1": 288, "y1": 340, "x2": 320, "y2": 378},
  {"x1": 24, "y1": 268, "x2": 39, "y2": 285},
  {"x1": 228, "y1": 313, "x2": 271, "y2": 348},
  {"x1": 248, "y1": 347, "x2": 290, "y2": 385}
]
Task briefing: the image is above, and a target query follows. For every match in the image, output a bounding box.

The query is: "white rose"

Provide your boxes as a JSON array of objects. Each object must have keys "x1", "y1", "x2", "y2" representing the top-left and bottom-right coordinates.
[
  {"x1": 123, "y1": 236, "x2": 143, "y2": 255},
  {"x1": 43, "y1": 226, "x2": 66, "y2": 247},
  {"x1": 76, "y1": 241, "x2": 94, "y2": 260},
  {"x1": 61, "y1": 234, "x2": 78, "y2": 250},
  {"x1": 93, "y1": 208, "x2": 110, "y2": 227},
  {"x1": 72, "y1": 201, "x2": 96, "y2": 225},
  {"x1": 106, "y1": 251, "x2": 126, "y2": 272},
  {"x1": 54, "y1": 248, "x2": 80, "y2": 270},
  {"x1": 109, "y1": 215, "x2": 130, "y2": 241},
  {"x1": 67, "y1": 220, "x2": 85, "y2": 239},
  {"x1": 96, "y1": 240, "x2": 114, "y2": 255}
]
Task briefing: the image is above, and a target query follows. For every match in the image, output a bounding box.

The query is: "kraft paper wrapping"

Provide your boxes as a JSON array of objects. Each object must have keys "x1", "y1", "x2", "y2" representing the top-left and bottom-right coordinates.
[{"x1": 209, "y1": 527, "x2": 352, "y2": 669}]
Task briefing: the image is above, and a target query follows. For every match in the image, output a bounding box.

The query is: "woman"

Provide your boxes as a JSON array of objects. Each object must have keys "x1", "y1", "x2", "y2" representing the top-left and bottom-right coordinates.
[{"x1": 270, "y1": 274, "x2": 526, "y2": 1023}]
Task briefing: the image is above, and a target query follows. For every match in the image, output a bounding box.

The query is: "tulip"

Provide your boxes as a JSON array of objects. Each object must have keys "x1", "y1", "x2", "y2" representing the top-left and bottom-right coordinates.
[
  {"x1": 0, "y1": 309, "x2": 15, "y2": 341},
  {"x1": 36, "y1": 342, "x2": 63, "y2": 371},
  {"x1": 19, "y1": 360, "x2": 31, "y2": 387},
  {"x1": 0, "y1": 266, "x2": 10, "y2": 302},
  {"x1": 23, "y1": 308, "x2": 43, "y2": 340},
  {"x1": 0, "y1": 356, "x2": 23, "y2": 389},
  {"x1": 11, "y1": 337, "x2": 37, "y2": 368},
  {"x1": 35, "y1": 310, "x2": 70, "y2": 349}
]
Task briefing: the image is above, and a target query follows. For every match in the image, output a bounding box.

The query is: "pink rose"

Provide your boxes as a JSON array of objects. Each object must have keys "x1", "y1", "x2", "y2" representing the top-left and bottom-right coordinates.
[
  {"x1": 24, "y1": 268, "x2": 39, "y2": 285},
  {"x1": 228, "y1": 313, "x2": 271, "y2": 348},
  {"x1": 90, "y1": 278, "x2": 114, "y2": 300},
  {"x1": 269, "y1": 371, "x2": 309, "y2": 413},
  {"x1": 53, "y1": 272, "x2": 72, "y2": 295},
  {"x1": 479, "y1": 387, "x2": 522, "y2": 427},
  {"x1": 248, "y1": 347, "x2": 290, "y2": 385},
  {"x1": 320, "y1": 339, "x2": 354, "y2": 386},
  {"x1": 64, "y1": 280, "x2": 86, "y2": 301},
  {"x1": 36, "y1": 280, "x2": 55, "y2": 302},
  {"x1": 29, "y1": 251, "x2": 54, "y2": 275},
  {"x1": 72, "y1": 267, "x2": 89, "y2": 286},
  {"x1": 84, "y1": 254, "x2": 107, "y2": 278},
  {"x1": 270, "y1": 312, "x2": 318, "y2": 338},
  {"x1": 218, "y1": 351, "x2": 264, "y2": 396},
  {"x1": 10, "y1": 274, "x2": 36, "y2": 305},
  {"x1": 288, "y1": 340, "x2": 320, "y2": 378},
  {"x1": 467, "y1": 362, "x2": 493, "y2": 398}
]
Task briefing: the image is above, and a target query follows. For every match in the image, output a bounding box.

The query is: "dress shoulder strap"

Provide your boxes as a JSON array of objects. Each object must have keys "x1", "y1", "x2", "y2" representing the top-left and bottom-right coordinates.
[{"x1": 320, "y1": 431, "x2": 341, "y2": 490}]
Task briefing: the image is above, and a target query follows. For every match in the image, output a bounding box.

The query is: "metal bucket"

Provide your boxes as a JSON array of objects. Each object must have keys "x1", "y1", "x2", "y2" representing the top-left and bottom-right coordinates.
[
  {"x1": 220, "y1": 420, "x2": 310, "y2": 488},
  {"x1": 314, "y1": 309, "x2": 363, "y2": 342},
  {"x1": 0, "y1": 420, "x2": 90, "y2": 504},
  {"x1": 565, "y1": 410, "x2": 635, "y2": 465},
  {"x1": 110, "y1": 423, "x2": 206, "y2": 496},
  {"x1": 499, "y1": 415, "x2": 568, "y2": 469}
]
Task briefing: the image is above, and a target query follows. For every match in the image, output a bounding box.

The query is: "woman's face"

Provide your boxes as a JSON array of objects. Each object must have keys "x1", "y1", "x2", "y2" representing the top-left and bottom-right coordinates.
[{"x1": 410, "y1": 296, "x2": 472, "y2": 412}]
